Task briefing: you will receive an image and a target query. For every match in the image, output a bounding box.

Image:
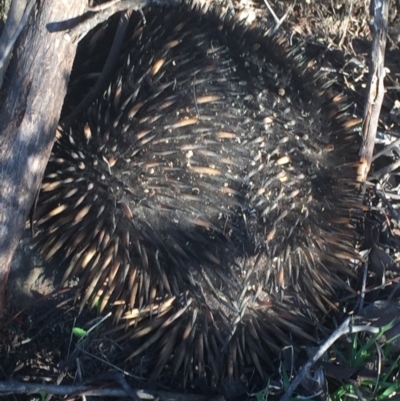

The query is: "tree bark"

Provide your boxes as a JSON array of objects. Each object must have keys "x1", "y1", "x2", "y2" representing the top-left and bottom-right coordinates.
[
  {"x1": 0, "y1": 0, "x2": 86, "y2": 314},
  {"x1": 0, "y1": 0, "x2": 28, "y2": 88}
]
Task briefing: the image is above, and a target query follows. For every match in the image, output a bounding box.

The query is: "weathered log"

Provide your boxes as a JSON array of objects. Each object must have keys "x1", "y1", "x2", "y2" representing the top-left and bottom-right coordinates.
[{"x1": 0, "y1": 0, "x2": 86, "y2": 314}]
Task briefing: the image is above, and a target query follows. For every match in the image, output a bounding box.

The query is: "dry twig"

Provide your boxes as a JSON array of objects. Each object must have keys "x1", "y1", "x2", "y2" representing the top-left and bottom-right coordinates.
[
  {"x1": 0, "y1": 380, "x2": 222, "y2": 400},
  {"x1": 357, "y1": 0, "x2": 389, "y2": 184},
  {"x1": 279, "y1": 317, "x2": 381, "y2": 401}
]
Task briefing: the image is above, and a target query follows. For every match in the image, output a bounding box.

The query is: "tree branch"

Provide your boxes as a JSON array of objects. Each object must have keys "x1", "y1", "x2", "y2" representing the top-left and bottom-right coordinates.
[{"x1": 357, "y1": 0, "x2": 389, "y2": 184}]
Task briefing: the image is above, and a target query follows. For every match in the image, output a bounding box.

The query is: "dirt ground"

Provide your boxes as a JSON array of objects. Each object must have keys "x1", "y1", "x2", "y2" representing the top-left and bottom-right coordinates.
[{"x1": 2, "y1": 0, "x2": 400, "y2": 400}]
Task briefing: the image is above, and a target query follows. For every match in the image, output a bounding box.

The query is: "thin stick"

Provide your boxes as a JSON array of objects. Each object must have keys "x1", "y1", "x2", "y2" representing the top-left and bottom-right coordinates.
[
  {"x1": 0, "y1": 380, "x2": 216, "y2": 401},
  {"x1": 279, "y1": 318, "x2": 380, "y2": 401},
  {"x1": 69, "y1": 0, "x2": 173, "y2": 42},
  {"x1": 372, "y1": 137, "x2": 400, "y2": 161},
  {"x1": 357, "y1": 0, "x2": 389, "y2": 184}
]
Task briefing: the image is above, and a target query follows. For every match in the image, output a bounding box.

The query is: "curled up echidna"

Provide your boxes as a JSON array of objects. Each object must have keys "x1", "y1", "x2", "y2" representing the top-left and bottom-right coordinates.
[{"x1": 34, "y1": 4, "x2": 362, "y2": 393}]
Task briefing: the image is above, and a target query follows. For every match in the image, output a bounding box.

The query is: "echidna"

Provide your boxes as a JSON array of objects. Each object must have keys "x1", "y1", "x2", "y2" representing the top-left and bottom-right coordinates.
[{"x1": 34, "y1": 3, "x2": 362, "y2": 393}]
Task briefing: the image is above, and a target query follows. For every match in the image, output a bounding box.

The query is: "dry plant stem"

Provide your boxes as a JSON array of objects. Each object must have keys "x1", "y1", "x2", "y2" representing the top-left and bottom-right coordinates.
[
  {"x1": 63, "y1": 345, "x2": 142, "y2": 380},
  {"x1": 70, "y1": 0, "x2": 174, "y2": 41},
  {"x1": 357, "y1": 261, "x2": 369, "y2": 313},
  {"x1": 0, "y1": 0, "x2": 85, "y2": 314},
  {"x1": 357, "y1": 0, "x2": 389, "y2": 184},
  {"x1": 371, "y1": 158, "x2": 400, "y2": 179},
  {"x1": 263, "y1": 0, "x2": 280, "y2": 25},
  {"x1": 338, "y1": 0, "x2": 353, "y2": 48},
  {"x1": 279, "y1": 317, "x2": 380, "y2": 401},
  {"x1": 372, "y1": 137, "x2": 400, "y2": 161},
  {"x1": 87, "y1": 372, "x2": 141, "y2": 401},
  {"x1": 376, "y1": 187, "x2": 400, "y2": 225},
  {"x1": 263, "y1": 0, "x2": 293, "y2": 33},
  {"x1": 0, "y1": 380, "x2": 220, "y2": 401}
]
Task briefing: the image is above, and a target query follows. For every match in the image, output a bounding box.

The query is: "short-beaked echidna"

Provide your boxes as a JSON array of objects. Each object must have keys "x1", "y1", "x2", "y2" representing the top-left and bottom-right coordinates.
[{"x1": 34, "y1": 4, "x2": 362, "y2": 392}]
